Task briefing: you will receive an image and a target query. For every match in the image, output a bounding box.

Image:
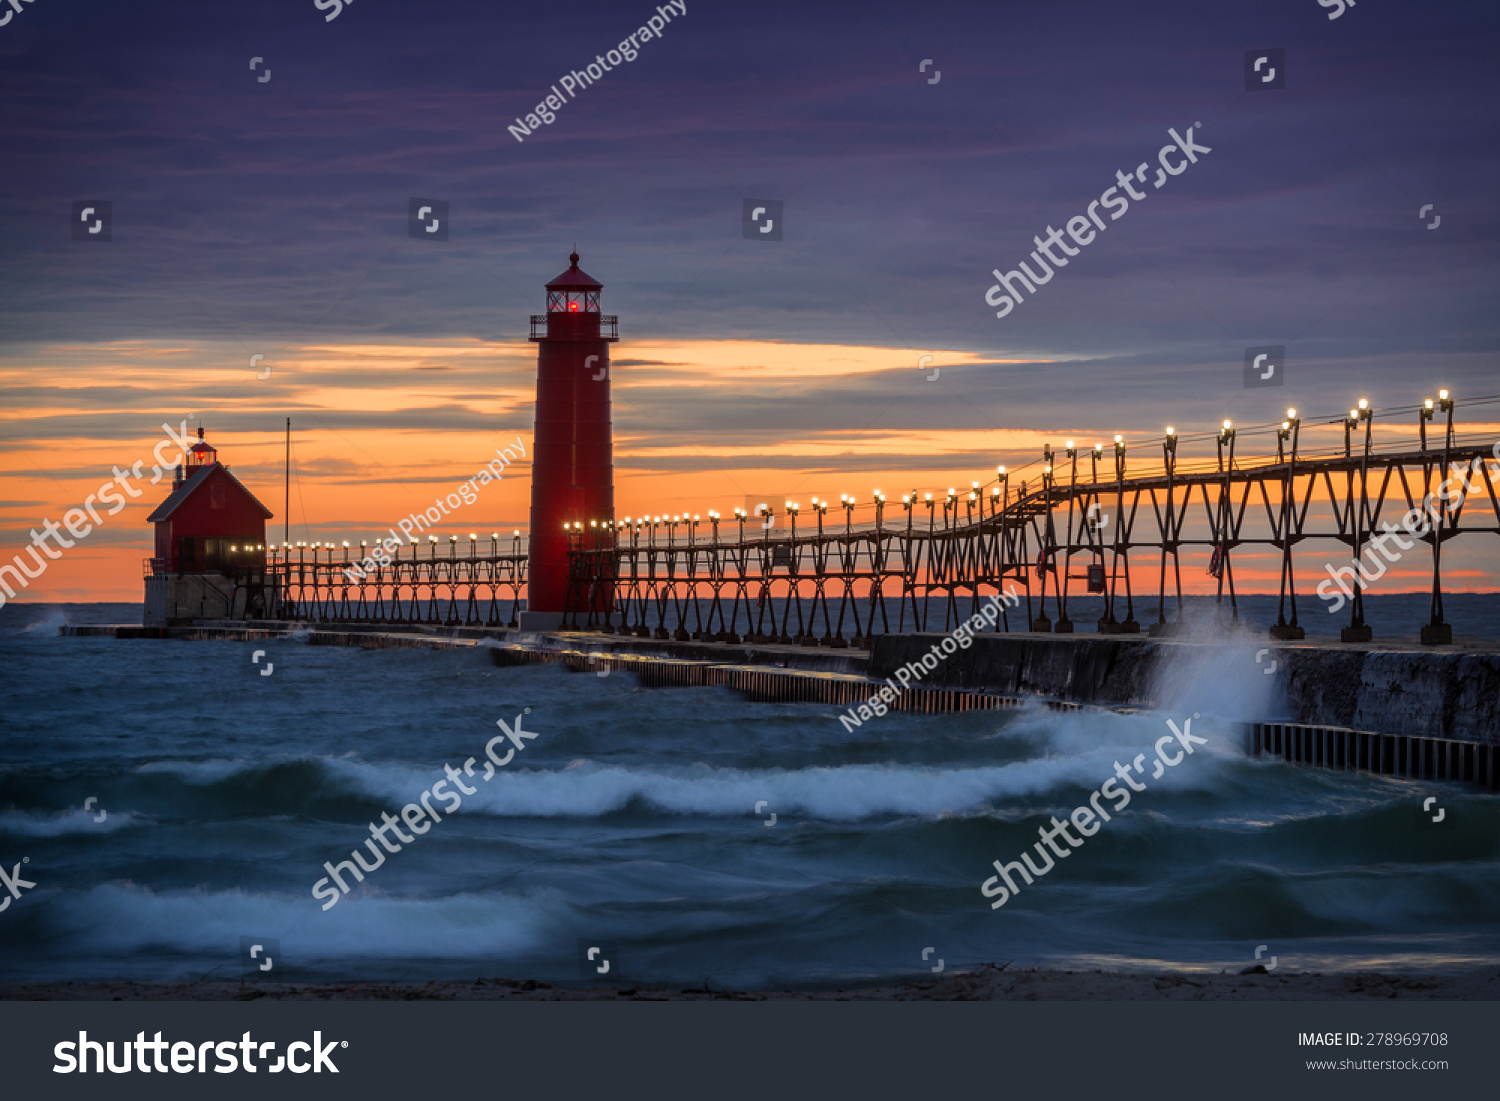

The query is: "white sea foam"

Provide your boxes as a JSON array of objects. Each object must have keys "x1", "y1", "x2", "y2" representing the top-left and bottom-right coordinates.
[
  {"x1": 0, "y1": 807, "x2": 145, "y2": 837},
  {"x1": 319, "y1": 733, "x2": 1242, "y2": 822},
  {"x1": 20, "y1": 608, "x2": 68, "y2": 634},
  {"x1": 121, "y1": 707, "x2": 1245, "y2": 822},
  {"x1": 48, "y1": 881, "x2": 559, "y2": 959},
  {"x1": 135, "y1": 759, "x2": 258, "y2": 783}
]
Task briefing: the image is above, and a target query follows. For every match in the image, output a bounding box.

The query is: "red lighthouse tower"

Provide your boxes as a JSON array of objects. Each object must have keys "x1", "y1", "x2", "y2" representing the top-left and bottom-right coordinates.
[{"x1": 521, "y1": 251, "x2": 618, "y2": 630}]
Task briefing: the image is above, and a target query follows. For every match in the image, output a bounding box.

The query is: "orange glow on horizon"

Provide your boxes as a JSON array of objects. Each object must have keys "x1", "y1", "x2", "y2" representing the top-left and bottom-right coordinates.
[{"x1": 2, "y1": 337, "x2": 1498, "y2": 603}]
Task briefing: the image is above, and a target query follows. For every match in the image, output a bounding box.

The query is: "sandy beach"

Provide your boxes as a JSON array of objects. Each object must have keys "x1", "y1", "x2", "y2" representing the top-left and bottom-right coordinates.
[{"x1": 6, "y1": 966, "x2": 1498, "y2": 1001}]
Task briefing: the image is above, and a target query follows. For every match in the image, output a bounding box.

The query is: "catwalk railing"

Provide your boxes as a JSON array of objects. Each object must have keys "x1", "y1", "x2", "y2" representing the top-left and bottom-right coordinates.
[
  {"x1": 222, "y1": 402, "x2": 1500, "y2": 642},
  {"x1": 257, "y1": 535, "x2": 528, "y2": 626},
  {"x1": 561, "y1": 409, "x2": 1500, "y2": 646}
]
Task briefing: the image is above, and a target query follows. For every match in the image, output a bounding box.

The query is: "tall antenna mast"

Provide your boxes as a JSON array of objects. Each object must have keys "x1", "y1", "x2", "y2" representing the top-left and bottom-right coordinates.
[{"x1": 284, "y1": 416, "x2": 291, "y2": 545}]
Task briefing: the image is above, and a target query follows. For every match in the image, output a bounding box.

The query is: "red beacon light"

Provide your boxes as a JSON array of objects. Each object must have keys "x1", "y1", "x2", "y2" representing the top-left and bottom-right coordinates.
[{"x1": 185, "y1": 426, "x2": 217, "y2": 470}]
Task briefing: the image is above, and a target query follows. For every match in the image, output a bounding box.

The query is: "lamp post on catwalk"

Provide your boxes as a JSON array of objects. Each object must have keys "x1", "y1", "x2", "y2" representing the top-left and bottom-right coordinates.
[{"x1": 520, "y1": 251, "x2": 619, "y2": 630}]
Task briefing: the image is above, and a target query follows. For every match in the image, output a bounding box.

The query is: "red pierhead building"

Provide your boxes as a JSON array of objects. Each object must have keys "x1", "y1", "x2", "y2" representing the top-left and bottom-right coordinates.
[
  {"x1": 146, "y1": 427, "x2": 273, "y2": 572},
  {"x1": 522, "y1": 252, "x2": 618, "y2": 629},
  {"x1": 144, "y1": 428, "x2": 276, "y2": 625}
]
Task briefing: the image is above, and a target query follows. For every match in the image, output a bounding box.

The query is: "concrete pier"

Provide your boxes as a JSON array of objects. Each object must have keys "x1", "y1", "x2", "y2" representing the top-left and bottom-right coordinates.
[
  {"x1": 870, "y1": 633, "x2": 1500, "y2": 743},
  {"x1": 490, "y1": 643, "x2": 1039, "y2": 715},
  {"x1": 61, "y1": 621, "x2": 1498, "y2": 787}
]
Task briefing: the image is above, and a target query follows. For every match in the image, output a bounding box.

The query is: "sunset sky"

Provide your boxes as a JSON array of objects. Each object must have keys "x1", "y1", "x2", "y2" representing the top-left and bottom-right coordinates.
[{"x1": 2, "y1": 0, "x2": 1498, "y2": 601}]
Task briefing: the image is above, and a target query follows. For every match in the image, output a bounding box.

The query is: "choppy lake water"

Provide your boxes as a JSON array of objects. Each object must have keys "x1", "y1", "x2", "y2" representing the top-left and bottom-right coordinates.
[{"x1": 1, "y1": 600, "x2": 1496, "y2": 987}]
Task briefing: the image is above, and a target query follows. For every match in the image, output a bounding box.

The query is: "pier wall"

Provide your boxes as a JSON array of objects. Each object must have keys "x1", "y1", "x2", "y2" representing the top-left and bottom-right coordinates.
[
  {"x1": 1249, "y1": 722, "x2": 1497, "y2": 789},
  {"x1": 870, "y1": 634, "x2": 1500, "y2": 744},
  {"x1": 66, "y1": 620, "x2": 1499, "y2": 746}
]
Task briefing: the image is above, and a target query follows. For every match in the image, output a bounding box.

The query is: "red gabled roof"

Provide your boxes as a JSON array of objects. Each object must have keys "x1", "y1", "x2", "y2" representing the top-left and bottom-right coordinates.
[{"x1": 145, "y1": 463, "x2": 274, "y2": 523}]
